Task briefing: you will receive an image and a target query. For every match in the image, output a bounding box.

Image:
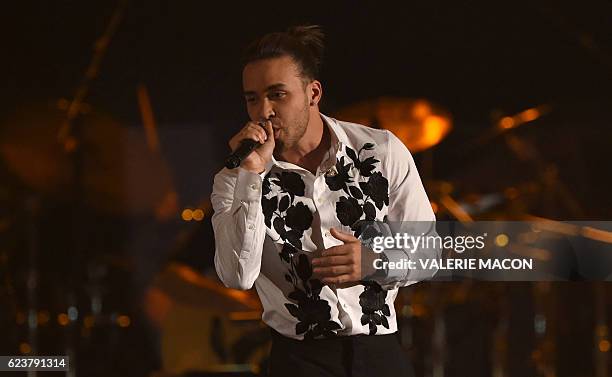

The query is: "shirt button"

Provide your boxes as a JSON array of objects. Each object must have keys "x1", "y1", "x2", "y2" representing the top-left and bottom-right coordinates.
[
  {"x1": 249, "y1": 183, "x2": 258, "y2": 190},
  {"x1": 343, "y1": 303, "x2": 348, "y2": 309},
  {"x1": 324, "y1": 231, "x2": 330, "y2": 237},
  {"x1": 247, "y1": 224, "x2": 255, "y2": 230}
]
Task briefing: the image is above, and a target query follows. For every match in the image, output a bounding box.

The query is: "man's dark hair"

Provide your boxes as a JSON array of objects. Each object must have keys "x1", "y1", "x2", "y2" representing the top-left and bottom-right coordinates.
[{"x1": 242, "y1": 25, "x2": 325, "y2": 82}]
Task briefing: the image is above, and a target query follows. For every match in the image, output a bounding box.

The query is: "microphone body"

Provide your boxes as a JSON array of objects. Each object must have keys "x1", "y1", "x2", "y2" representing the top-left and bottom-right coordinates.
[{"x1": 225, "y1": 139, "x2": 260, "y2": 169}]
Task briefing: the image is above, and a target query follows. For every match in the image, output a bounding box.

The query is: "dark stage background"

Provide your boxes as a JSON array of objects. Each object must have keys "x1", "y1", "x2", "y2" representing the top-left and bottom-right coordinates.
[{"x1": 1, "y1": 1, "x2": 611, "y2": 377}]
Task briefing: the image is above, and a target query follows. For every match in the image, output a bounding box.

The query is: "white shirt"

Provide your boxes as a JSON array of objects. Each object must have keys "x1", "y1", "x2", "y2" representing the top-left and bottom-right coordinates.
[{"x1": 211, "y1": 113, "x2": 438, "y2": 340}]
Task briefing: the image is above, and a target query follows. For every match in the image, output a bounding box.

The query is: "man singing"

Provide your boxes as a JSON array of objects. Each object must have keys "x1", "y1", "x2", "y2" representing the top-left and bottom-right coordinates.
[{"x1": 211, "y1": 25, "x2": 438, "y2": 377}]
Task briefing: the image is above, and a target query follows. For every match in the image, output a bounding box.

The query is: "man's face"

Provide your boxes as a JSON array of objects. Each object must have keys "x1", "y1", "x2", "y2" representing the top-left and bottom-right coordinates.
[{"x1": 242, "y1": 55, "x2": 311, "y2": 154}]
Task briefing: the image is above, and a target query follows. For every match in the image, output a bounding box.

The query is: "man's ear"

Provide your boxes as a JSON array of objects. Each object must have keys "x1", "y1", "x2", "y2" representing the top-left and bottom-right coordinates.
[{"x1": 309, "y1": 80, "x2": 323, "y2": 106}]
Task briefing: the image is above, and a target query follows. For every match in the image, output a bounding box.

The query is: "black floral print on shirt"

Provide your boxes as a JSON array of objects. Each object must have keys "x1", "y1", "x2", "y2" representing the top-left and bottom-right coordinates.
[
  {"x1": 262, "y1": 171, "x2": 311, "y2": 249},
  {"x1": 262, "y1": 171, "x2": 341, "y2": 339},
  {"x1": 283, "y1": 252, "x2": 342, "y2": 339},
  {"x1": 326, "y1": 142, "x2": 389, "y2": 238},
  {"x1": 359, "y1": 281, "x2": 390, "y2": 335},
  {"x1": 325, "y1": 142, "x2": 392, "y2": 335}
]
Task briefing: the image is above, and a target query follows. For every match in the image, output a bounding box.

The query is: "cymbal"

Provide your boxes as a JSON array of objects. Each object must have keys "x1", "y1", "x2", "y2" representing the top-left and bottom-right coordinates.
[
  {"x1": 0, "y1": 101, "x2": 176, "y2": 216},
  {"x1": 333, "y1": 97, "x2": 452, "y2": 153},
  {"x1": 152, "y1": 262, "x2": 261, "y2": 312}
]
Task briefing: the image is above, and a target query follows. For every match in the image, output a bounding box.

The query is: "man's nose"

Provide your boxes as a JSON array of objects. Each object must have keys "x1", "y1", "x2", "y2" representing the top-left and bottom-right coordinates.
[{"x1": 258, "y1": 98, "x2": 275, "y2": 120}]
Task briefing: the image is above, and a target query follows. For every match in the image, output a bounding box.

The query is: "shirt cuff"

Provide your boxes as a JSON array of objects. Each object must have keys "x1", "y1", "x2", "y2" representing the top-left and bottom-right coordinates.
[
  {"x1": 234, "y1": 168, "x2": 264, "y2": 202},
  {"x1": 383, "y1": 249, "x2": 411, "y2": 282}
]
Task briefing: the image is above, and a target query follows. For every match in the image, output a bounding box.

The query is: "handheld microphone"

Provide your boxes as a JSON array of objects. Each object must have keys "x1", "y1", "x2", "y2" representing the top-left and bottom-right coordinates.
[{"x1": 224, "y1": 138, "x2": 260, "y2": 169}]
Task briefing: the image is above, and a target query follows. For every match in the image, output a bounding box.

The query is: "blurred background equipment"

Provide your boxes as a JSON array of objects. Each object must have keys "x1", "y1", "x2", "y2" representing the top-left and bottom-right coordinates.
[
  {"x1": 334, "y1": 97, "x2": 452, "y2": 153},
  {"x1": 0, "y1": 101, "x2": 176, "y2": 216},
  {"x1": 146, "y1": 262, "x2": 266, "y2": 375},
  {"x1": 2, "y1": 0, "x2": 612, "y2": 376}
]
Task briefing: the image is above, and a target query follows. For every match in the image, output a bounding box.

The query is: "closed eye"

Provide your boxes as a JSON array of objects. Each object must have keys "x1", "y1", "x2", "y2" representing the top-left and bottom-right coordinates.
[{"x1": 269, "y1": 91, "x2": 286, "y2": 100}]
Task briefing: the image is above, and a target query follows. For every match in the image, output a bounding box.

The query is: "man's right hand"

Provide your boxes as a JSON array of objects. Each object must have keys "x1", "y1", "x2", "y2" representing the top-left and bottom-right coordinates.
[{"x1": 228, "y1": 120, "x2": 275, "y2": 174}]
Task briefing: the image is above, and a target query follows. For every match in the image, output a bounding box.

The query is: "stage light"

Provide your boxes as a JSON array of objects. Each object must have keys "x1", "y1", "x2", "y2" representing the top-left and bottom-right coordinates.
[
  {"x1": 495, "y1": 234, "x2": 509, "y2": 247},
  {"x1": 38, "y1": 310, "x2": 50, "y2": 325},
  {"x1": 58, "y1": 313, "x2": 69, "y2": 326},
  {"x1": 412, "y1": 100, "x2": 431, "y2": 119},
  {"x1": 117, "y1": 315, "x2": 131, "y2": 327},
  {"x1": 182, "y1": 209, "x2": 193, "y2": 221},
  {"x1": 68, "y1": 306, "x2": 78, "y2": 321},
  {"x1": 192, "y1": 208, "x2": 204, "y2": 221},
  {"x1": 19, "y1": 343, "x2": 32, "y2": 355},
  {"x1": 520, "y1": 108, "x2": 540, "y2": 122},
  {"x1": 499, "y1": 117, "x2": 515, "y2": 129}
]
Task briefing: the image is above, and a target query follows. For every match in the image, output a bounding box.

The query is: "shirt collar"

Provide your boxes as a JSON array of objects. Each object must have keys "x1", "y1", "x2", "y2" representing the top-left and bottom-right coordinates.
[
  {"x1": 264, "y1": 113, "x2": 347, "y2": 174},
  {"x1": 322, "y1": 113, "x2": 353, "y2": 152}
]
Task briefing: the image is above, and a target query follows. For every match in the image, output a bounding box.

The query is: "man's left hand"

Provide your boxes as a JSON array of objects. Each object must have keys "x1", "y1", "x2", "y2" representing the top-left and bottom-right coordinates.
[{"x1": 312, "y1": 227, "x2": 376, "y2": 285}]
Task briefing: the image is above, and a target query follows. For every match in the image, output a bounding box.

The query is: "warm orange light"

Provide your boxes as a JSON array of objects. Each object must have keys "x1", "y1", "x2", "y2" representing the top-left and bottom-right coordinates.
[
  {"x1": 412, "y1": 100, "x2": 431, "y2": 119},
  {"x1": 582, "y1": 227, "x2": 612, "y2": 244},
  {"x1": 58, "y1": 313, "x2": 69, "y2": 326},
  {"x1": 19, "y1": 342, "x2": 32, "y2": 354},
  {"x1": 500, "y1": 117, "x2": 515, "y2": 129},
  {"x1": 410, "y1": 304, "x2": 427, "y2": 317},
  {"x1": 520, "y1": 108, "x2": 540, "y2": 122},
  {"x1": 38, "y1": 311, "x2": 50, "y2": 325},
  {"x1": 430, "y1": 201, "x2": 439, "y2": 214},
  {"x1": 192, "y1": 209, "x2": 204, "y2": 221},
  {"x1": 181, "y1": 209, "x2": 193, "y2": 221},
  {"x1": 495, "y1": 234, "x2": 509, "y2": 247},
  {"x1": 117, "y1": 315, "x2": 131, "y2": 327},
  {"x1": 599, "y1": 340, "x2": 611, "y2": 352},
  {"x1": 169, "y1": 263, "x2": 262, "y2": 310},
  {"x1": 229, "y1": 311, "x2": 262, "y2": 321},
  {"x1": 419, "y1": 116, "x2": 451, "y2": 150},
  {"x1": 64, "y1": 137, "x2": 78, "y2": 153}
]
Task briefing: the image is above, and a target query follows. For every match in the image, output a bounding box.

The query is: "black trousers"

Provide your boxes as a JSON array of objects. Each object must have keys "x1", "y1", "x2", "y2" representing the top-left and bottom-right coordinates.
[{"x1": 268, "y1": 329, "x2": 415, "y2": 377}]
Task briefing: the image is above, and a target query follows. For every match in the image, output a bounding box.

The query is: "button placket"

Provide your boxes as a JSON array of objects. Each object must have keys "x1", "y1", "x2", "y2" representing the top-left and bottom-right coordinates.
[{"x1": 313, "y1": 177, "x2": 324, "y2": 208}]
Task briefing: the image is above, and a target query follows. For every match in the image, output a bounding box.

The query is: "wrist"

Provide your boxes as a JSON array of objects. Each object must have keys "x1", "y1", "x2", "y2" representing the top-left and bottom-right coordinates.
[
  {"x1": 241, "y1": 164, "x2": 265, "y2": 174},
  {"x1": 362, "y1": 245, "x2": 388, "y2": 280}
]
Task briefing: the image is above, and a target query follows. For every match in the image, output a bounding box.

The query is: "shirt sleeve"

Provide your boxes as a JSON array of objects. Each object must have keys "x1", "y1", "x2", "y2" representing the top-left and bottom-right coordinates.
[
  {"x1": 376, "y1": 130, "x2": 441, "y2": 290},
  {"x1": 210, "y1": 167, "x2": 267, "y2": 290}
]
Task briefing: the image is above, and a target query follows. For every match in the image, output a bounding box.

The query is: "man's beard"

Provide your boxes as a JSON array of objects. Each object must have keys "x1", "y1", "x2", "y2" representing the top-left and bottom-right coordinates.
[{"x1": 274, "y1": 103, "x2": 309, "y2": 156}]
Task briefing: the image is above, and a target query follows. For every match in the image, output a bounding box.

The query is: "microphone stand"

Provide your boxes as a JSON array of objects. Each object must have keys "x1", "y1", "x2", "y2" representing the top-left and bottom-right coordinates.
[{"x1": 55, "y1": 1, "x2": 129, "y2": 376}]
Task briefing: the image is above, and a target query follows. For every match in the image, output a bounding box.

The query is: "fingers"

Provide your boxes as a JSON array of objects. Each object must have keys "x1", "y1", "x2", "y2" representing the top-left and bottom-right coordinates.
[
  {"x1": 262, "y1": 120, "x2": 274, "y2": 142},
  {"x1": 312, "y1": 251, "x2": 358, "y2": 281},
  {"x1": 228, "y1": 121, "x2": 268, "y2": 152},
  {"x1": 312, "y1": 254, "x2": 352, "y2": 267},
  {"x1": 313, "y1": 264, "x2": 353, "y2": 278},
  {"x1": 247, "y1": 122, "x2": 267, "y2": 144},
  {"x1": 329, "y1": 227, "x2": 358, "y2": 243},
  {"x1": 321, "y1": 274, "x2": 352, "y2": 285},
  {"x1": 317, "y1": 244, "x2": 352, "y2": 257}
]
